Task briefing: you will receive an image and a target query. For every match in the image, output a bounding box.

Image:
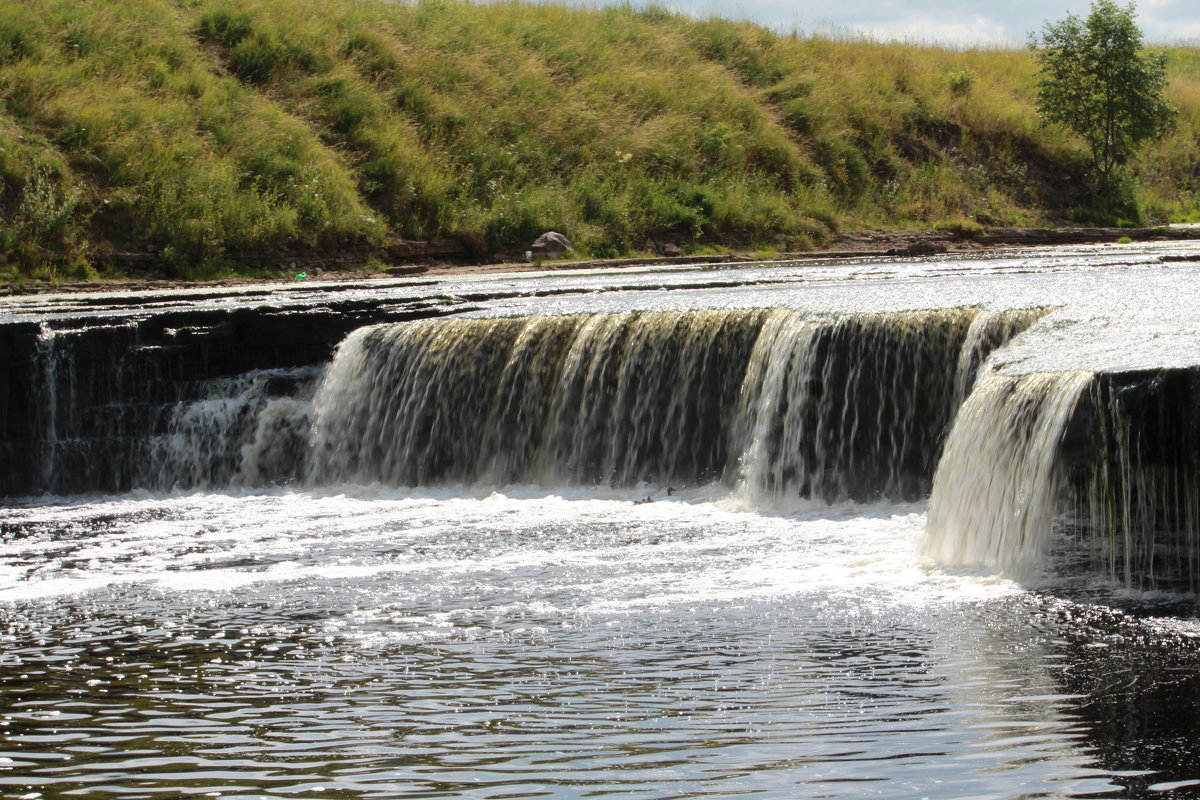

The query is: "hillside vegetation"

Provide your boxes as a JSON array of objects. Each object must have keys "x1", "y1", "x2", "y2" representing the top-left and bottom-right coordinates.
[{"x1": 1, "y1": 0, "x2": 1199, "y2": 280}]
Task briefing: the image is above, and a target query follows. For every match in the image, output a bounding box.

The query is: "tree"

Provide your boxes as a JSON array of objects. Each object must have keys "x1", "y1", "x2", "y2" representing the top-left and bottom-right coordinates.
[{"x1": 1032, "y1": 1, "x2": 1176, "y2": 195}]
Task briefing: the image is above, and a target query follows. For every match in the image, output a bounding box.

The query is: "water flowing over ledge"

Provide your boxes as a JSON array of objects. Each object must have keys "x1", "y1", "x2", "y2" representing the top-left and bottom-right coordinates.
[
  {"x1": 924, "y1": 371, "x2": 1093, "y2": 581},
  {"x1": 306, "y1": 308, "x2": 1031, "y2": 503},
  {"x1": 6, "y1": 246, "x2": 1200, "y2": 589}
]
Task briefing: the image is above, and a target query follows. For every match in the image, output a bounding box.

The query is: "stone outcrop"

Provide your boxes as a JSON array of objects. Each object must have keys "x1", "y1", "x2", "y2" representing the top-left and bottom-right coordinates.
[{"x1": 529, "y1": 232, "x2": 573, "y2": 260}]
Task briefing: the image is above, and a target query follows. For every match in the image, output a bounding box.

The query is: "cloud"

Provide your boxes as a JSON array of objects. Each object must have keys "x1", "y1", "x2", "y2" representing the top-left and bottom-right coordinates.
[
  {"x1": 625, "y1": 0, "x2": 1198, "y2": 46},
  {"x1": 1139, "y1": 2, "x2": 1200, "y2": 43},
  {"x1": 847, "y1": 15, "x2": 1015, "y2": 47}
]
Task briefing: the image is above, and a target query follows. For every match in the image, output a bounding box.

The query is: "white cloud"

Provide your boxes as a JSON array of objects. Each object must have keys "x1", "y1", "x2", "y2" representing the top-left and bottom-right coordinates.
[
  {"x1": 848, "y1": 15, "x2": 1015, "y2": 47},
  {"x1": 629, "y1": 0, "x2": 1198, "y2": 46},
  {"x1": 1140, "y1": 5, "x2": 1200, "y2": 43}
]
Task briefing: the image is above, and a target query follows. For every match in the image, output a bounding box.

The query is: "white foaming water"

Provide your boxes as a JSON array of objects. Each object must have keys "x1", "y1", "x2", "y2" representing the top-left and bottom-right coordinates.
[
  {"x1": 0, "y1": 488, "x2": 1016, "y2": 612},
  {"x1": 3, "y1": 485, "x2": 1184, "y2": 800},
  {"x1": 925, "y1": 371, "x2": 1093, "y2": 580},
  {"x1": 240, "y1": 395, "x2": 313, "y2": 485},
  {"x1": 148, "y1": 368, "x2": 318, "y2": 489}
]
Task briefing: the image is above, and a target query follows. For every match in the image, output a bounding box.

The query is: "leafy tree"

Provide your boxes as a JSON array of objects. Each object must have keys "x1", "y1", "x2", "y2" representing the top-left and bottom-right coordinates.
[{"x1": 1032, "y1": 1, "x2": 1176, "y2": 194}]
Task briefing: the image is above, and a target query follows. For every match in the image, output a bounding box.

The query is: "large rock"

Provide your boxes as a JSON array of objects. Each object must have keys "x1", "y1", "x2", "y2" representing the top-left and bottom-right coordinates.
[{"x1": 529, "y1": 231, "x2": 573, "y2": 259}]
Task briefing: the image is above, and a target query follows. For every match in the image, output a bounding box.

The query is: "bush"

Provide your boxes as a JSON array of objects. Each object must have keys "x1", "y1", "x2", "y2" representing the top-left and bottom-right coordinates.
[{"x1": 946, "y1": 69, "x2": 976, "y2": 98}]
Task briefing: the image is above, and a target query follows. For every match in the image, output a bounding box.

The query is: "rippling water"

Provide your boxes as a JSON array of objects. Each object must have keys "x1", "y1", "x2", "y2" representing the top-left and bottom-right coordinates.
[{"x1": 3, "y1": 489, "x2": 1200, "y2": 799}]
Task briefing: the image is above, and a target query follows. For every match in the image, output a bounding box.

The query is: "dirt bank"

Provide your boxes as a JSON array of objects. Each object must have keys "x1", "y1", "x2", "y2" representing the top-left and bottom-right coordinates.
[{"x1": 5, "y1": 225, "x2": 1200, "y2": 297}]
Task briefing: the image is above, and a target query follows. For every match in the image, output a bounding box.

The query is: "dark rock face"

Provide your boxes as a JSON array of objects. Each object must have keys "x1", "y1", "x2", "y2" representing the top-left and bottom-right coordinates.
[
  {"x1": 1060, "y1": 369, "x2": 1200, "y2": 593},
  {"x1": 0, "y1": 295, "x2": 450, "y2": 497},
  {"x1": 0, "y1": 323, "x2": 41, "y2": 497},
  {"x1": 887, "y1": 241, "x2": 948, "y2": 257},
  {"x1": 903, "y1": 241, "x2": 948, "y2": 256}
]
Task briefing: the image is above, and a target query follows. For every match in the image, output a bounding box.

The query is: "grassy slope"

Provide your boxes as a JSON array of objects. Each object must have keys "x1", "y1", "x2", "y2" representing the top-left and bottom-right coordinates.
[{"x1": 1, "y1": 0, "x2": 1198, "y2": 279}]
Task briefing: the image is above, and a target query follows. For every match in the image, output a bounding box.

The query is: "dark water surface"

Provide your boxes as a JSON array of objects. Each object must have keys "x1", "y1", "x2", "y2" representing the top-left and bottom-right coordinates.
[{"x1": 3, "y1": 489, "x2": 1200, "y2": 800}]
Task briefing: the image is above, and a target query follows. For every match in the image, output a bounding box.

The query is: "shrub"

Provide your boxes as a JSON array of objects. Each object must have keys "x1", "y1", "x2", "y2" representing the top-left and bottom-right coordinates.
[{"x1": 946, "y1": 69, "x2": 976, "y2": 98}]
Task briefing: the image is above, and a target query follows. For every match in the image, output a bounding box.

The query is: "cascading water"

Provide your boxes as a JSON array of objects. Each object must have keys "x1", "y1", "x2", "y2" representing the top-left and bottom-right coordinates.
[
  {"x1": 924, "y1": 371, "x2": 1093, "y2": 581},
  {"x1": 307, "y1": 307, "x2": 1042, "y2": 502},
  {"x1": 733, "y1": 308, "x2": 976, "y2": 504},
  {"x1": 925, "y1": 361, "x2": 1200, "y2": 591},
  {"x1": 18, "y1": 306, "x2": 1051, "y2": 502},
  {"x1": 31, "y1": 299, "x2": 1200, "y2": 589},
  {"x1": 1060, "y1": 371, "x2": 1200, "y2": 592},
  {"x1": 32, "y1": 322, "x2": 144, "y2": 493},
  {"x1": 14, "y1": 253, "x2": 1200, "y2": 800},
  {"x1": 29, "y1": 324, "x2": 321, "y2": 493},
  {"x1": 33, "y1": 325, "x2": 71, "y2": 490},
  {"x1": 952, "y1": 308, "x2": 1049, "y2": 408},
  {"x1": 307, "y1": 311, "x2": 766, "y2": 488},
  {"x1": 731, "y1": 312, "x2": 822, "y2": 505},
  {"x1": 145, "y1": 368, "x2": 320, "y2": 490}
]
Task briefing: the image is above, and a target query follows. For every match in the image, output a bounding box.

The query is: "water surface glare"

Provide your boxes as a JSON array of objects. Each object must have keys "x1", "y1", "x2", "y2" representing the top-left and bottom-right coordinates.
[{"x1": 3, "y1": 490, "x2": 1200, "y2": 798}]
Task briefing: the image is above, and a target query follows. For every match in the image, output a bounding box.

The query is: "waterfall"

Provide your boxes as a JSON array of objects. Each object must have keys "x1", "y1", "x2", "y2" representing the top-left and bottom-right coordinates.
[
  {"x1": 13, "y1": 296, "x2": 1200, "y2": 590},
  {"x1": 953, "y1": 308, "x2": 1048, "y2": 408},
  {"x1": 732, "y1": 312, "x2": 822, "y2": 505},
  {"x1": 924, "y1": 371, "x2": 1092, "y2": 581},
  {"x1": 538, "y1": 310, "x2": 762, "y2": 487},
  {"x1": 307, "y1": 311, "x2": 765, "y2": 488},
  {"x1": 307, "y1": 307, "x2": 1038, "y2": 499},
  {"x1": 20, "y1": 306, "x2": 1050, "y2": 500},
  {"x1": 145, "y1": 369, "x2": 320, "y2": 490},
  {"x1": 29, "y1": 323, "x2": 320, "y2": 493},
  {"x1": 732, "y1": 308, "x2": 976, "y2": 504},
  {"x1": 925, "y1": 364, "x2": 1200, "y2": 591},
  {"x1": 32, "y1": 322, "x2": 143, "y2": 493},
  {"x1": 34, "y1": 325, "x2": 70, "y2": 490},
  {"x1": 22, "y1": 305, "x2": 1052, "y2": 510}
]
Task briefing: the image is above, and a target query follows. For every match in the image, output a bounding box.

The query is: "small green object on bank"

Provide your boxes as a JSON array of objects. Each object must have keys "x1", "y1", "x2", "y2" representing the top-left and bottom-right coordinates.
[{"x1": 294, "y1": 272, "x2": 308, "y2": 280}]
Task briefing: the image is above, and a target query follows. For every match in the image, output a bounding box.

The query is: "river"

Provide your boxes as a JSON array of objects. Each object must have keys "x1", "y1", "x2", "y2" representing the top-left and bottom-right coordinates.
[{"x1": 3, "y1": 243, "x2": 1200, "y2": 799}]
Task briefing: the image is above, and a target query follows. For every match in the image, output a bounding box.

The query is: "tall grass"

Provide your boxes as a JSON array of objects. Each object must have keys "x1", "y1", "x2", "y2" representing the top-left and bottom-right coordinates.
[{"x1": 1, "y1": 0, "x2": 1198, "y2": 278}]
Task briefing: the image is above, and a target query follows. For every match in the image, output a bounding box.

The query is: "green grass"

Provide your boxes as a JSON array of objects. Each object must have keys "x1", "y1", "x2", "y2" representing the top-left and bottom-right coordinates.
[{"x1": 1, "y1": 0, "x2": 1199, "y2": 279}]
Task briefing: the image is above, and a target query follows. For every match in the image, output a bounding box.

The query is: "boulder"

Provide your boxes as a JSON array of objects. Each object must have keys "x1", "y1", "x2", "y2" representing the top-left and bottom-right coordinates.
[{"x1": 530, "y1": 231, "x2": 573, "y2": 259}]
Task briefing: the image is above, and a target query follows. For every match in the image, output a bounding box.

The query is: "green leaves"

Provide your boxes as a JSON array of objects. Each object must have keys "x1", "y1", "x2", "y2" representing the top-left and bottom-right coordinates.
[{"x1": 1033, "y1": 1, "x2": 1176, "y2": 195}]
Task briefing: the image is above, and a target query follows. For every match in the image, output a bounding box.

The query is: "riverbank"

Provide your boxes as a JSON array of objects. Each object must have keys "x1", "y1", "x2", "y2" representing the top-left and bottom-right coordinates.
[
  {"x1": 5, "y1": 224, "x2": 1200, "y2": 297},
  {"x1": 4, "y1": 0, "x2": 1199, "y2": 281}
]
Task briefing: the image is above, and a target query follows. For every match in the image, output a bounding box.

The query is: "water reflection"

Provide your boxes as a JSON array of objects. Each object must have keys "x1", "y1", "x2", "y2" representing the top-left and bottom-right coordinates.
[{"x1": 1035, "y1": 602, "x2": 1200, "y2": 797}]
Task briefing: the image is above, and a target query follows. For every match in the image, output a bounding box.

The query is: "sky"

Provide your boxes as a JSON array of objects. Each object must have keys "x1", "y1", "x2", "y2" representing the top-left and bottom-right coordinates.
[{"x1": 653, "y1": 0, "x2": 1200, "y2": 46}]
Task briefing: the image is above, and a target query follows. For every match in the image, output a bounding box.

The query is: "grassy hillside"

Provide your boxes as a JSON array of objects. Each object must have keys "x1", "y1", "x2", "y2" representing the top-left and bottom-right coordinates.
[{"x1": 1, "y1": 0, "x2": 1198, "y2": 280}]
